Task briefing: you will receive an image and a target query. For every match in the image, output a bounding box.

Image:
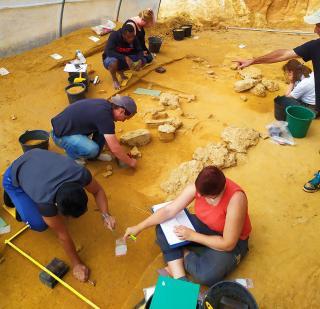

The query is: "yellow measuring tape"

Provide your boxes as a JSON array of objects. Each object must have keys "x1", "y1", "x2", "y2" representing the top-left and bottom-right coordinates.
[{"x1": 4, "y1": 225, "x2": 100, "y2": 309}]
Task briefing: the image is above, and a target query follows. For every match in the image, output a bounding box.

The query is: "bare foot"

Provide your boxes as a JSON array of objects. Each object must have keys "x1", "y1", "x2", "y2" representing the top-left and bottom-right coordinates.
[
  {"x1": 113, "y1": 80, "x2": 120, "y2": 90},
  {"x1": 131, "y1": 60, "x2": 142, "y2": 71},
  {"x1": 119, "y1": 72, "x2": 128, "y2": 81}
]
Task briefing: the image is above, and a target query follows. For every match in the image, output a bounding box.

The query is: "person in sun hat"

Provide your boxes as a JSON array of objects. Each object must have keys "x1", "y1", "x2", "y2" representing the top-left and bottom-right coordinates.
[
  {"x1": 3, "y1": 149, "x2": 115, "y2": 282},
  {"x1": 51, "y1": 95, "x2": 137, "y2": 168},
  {"x1": 234, "y1": 9, "x2": 320, "y2": 117}
]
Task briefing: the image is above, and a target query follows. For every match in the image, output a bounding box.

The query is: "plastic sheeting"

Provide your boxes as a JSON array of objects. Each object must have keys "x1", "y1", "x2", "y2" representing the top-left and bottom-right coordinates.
[{"x1": 0, "y1": 0, "x2": 161, "y2": 57}]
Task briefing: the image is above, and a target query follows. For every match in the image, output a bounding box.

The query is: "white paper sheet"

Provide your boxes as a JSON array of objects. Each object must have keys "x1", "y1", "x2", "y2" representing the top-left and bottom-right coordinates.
[
  {"x1": 88, "y1": 36, "x2": 100, "y2": 42},
  {"x1": 63, "y1": 63, "x2": 87, "y2": 73},
  {"x1": 50, "y1": 53, "x2": 63, "y2": 60},
  {"x1": 0, "y1": 67, "x2": 10, "y2": 76},
  {"x1": 152, "y1": 201, "x2": 195, "y2": 246}
]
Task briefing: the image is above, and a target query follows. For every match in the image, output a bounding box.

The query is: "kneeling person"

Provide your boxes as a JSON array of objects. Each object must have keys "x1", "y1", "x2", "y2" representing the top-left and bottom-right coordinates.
[
  {"x1": 102, "y1": 24, "x2": 145, "y2": 89},
  {"x1": 51, "y1": 96, "x2": 137, "y2": 168},
  {"x1": 3, "y1": 149, "x2": 115, "y2": 282}
]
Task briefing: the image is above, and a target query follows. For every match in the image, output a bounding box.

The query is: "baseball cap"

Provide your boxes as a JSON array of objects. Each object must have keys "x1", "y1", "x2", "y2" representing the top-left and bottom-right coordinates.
[
  {"x1": 304, "y1": 9, "x2": 320, "y2": 24},
  {"x1": 110, "y1": 94, "x2": 137, "y2": 116}
]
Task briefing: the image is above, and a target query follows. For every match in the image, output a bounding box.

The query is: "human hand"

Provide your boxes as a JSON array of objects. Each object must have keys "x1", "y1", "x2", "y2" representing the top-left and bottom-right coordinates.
[
  {"x1": 125, "y1": 56, "x2": 133, "y2": 68},
  {"x1": 143, "y1": 51, "x2": 148, "y2": 56},
  {"x1": 102, "y1": 214, "x2": 116, "y2": 231},
  {"x1": 72, "y1": 264, "x2": 89, "y2": 282},
  {"x1": 233, "y1": 59, "x2": 254, "y2": 69},
  {"x1": 123, "y1": 225, "x2": 141, "y2": 240},
  {"x1": 174, "y1": 225, "x2": 196, "y2": 241},
  {"x1": 129, "y1": 158, "x2": 137, "y2": 168}
]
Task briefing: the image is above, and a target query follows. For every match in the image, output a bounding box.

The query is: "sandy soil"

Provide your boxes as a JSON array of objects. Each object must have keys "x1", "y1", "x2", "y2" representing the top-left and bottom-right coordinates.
[{"x1": 1, "y1": 25, "x2": 320, "y2": 309}]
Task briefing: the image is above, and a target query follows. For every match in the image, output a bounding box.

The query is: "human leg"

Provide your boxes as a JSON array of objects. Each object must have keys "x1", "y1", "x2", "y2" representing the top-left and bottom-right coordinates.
[
  {"x1": 51, "y1": 131, "x2": 99, "y2": 160},
  {"x1": 2, "y1": 167, "x2": 47, "y2": 231},
  {"x1": 303, "y1": 171, "x2": 320, "y2": 192}
]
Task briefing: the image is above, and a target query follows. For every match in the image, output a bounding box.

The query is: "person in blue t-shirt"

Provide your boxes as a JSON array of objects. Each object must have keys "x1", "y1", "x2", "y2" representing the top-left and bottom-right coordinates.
[{"x1": 3, "y1": 149, "x2": 115, "y2": 282}]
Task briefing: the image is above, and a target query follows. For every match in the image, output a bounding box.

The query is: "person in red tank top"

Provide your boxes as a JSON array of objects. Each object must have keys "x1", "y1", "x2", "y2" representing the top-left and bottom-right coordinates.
[{"x1": 123, "y1": 166, "x2": 252, "y2": 286}]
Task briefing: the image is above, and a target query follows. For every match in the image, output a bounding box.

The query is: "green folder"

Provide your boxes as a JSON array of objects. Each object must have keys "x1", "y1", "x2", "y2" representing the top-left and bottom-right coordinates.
[{"x1": 150, "y1": 276, "x2": 200, "y2": 309}]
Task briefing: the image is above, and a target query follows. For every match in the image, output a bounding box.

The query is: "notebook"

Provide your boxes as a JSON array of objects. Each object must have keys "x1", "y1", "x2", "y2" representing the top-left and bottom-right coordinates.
[
  {"x1": 150, "y1": 276, "x2": 200, "y2": 309},
  {"x1": 152, "y1": 201, "x2": 195, "y2": 248}
]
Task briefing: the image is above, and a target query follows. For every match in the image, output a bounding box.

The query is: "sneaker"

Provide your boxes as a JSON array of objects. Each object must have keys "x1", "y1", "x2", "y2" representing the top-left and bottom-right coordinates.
[
  {"x1": 303, "y1": 171, "x2": 320, "y2": 192},
  {"x1": 97, "y1": 153, "x2": 112, "y2": 162},
  {"x1": 75, "y1": 158, "x2": 86, "y2": 166}
]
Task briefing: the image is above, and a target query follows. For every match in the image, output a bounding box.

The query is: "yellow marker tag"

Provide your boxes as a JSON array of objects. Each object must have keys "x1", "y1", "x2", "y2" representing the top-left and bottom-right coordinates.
[
  {"x1": 205, "y1": 301, "x2": 214, "y2": 309},
  {"x1": 129, "y1": 234, "x2": 137, "y2": 241}
]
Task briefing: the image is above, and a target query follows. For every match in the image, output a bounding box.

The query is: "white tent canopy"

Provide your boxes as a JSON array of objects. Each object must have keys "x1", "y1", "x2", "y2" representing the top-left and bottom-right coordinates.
[{"x1": 0, "y1": 0, "x2": 161, "y2": 57}]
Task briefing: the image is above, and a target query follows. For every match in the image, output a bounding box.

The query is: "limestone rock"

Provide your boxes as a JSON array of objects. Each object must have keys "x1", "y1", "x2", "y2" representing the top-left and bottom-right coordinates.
[
  {"x1": 250, "y1": 83, "x2": 266, "y2": 97},
  {"x1": 239, "y1": 67, "x2": 262, "y2": 80},
  {"x1": 158, "y1": 124, "x2": 176, "y2": 142},
  {"x1": 10, "y1": 114, "x2": 17, "y2": 120},
  {"x1": 178, "y1": 93, "x2": 196, "y2": 102},
  {"x1": 102, "y1": 171, "x2": 113, "y2": 177},
  {"x1": 160, "y1": 160, "x2": 204, "y2": 198},
  {"x1": 145, "y1": 117, "x2": 182, "y2": 129},
  {"x1": 193, "y1": 143, "x2": 237, "y2": 168},
  {"x1": 160, "y1": 93, "x2": 180, "y2": 109},
  {"x1": 262, "y1": 79, "x2": 279, "y2": 92},
  {"x1": 192, "y1": 57, "x2": 204, "y2": 63},
  {"x1": 207, "y1": 70, "x2": 215, "y2": 75},
  {"x1": 152, "y1": 111, "x2": 168, "y2": 120},
  {"x1": 234, "y1": 79, "x2": 258, "y2": 92},
  {"x1": 240, "y1": 95, "x2": 248, "y2": 102},
  {"x1": 221, "y1": 126, "x2": 260, "y2": 153},
  {"x1": 230, "y1": 63, "x2": 239, "y2": 70},
  {"x1": 120, "y1": 129, "x2": 151, "y2": 146},
  {"x1": 170, "y1": 117, "x2": 183, "y2": 129},
  {"x1": 130, "y1": 146, "x2": 142, "y2": 158},
  {"x1": 106, "y1": 165, "x2": 113, "y2": 171}
]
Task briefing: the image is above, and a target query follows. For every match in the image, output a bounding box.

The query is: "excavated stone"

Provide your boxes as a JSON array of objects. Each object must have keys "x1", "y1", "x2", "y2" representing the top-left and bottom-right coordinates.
[
  {"x1": 151, "y1": 111, "x2": 168, "y2": 120},
  {"x1": 145, "y1": 117, "x2": 182, "y2": 129},
  {"x1": 234, "y1": 79, "x2": 258, "y2": 92},
  {"x1": 159, "y1": 93, "x2": 180, "y2": 109},
  {"x1": 120, "y1": 129, "x2": 151, "y2": 146},
  {"x1": 239, "y1": 67, "x2": 262, "y2": 80},
  {"x1": 130, "y1": 146, "x2": 142, "y2": 158},
  {"x1": 250, "y1": 83, "x2": 267, "y2": 97},
  {"x1": 230, "y1": 63, "x2": 239, "y2": 70},
  {"x1": 240, "y1": 95, "x2": 248, "y2": 102},
  {"x1": 261, "y1": 79, "x2": 280, "y2": 92},
  {"x1": 221, "y1": 126, "x2": 260, "y2": 153},
  {"x1": 178, "y1": 93, "x2": 196, "y2": 102},
  {"x1": 193, "y1": 143, "x2": 237, "y2": 168}
]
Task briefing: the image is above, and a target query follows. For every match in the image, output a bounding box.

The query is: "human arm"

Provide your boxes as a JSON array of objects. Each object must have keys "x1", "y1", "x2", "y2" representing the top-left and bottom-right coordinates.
[
  {"x1": 42, "y1": 215, "x2": 89, "y2": 281},
  {"x1": 285, "y1": 83, "x2": 295, "y2": 96},
  {"x1": 174, "y1": 191, "x2": 247, "y2": 251},
  {"x1": 123, "y1": 184, "x2": 196, "y2": 239},
  {"x1": 104, "y1": 134, "x2": 137, "y2": 168},
  {"x1": 85, "y1": 177, "x2": 115, "y2": 230},
  {"x1": 235, "y1": 49, "x2": 298, "y2": 69}
]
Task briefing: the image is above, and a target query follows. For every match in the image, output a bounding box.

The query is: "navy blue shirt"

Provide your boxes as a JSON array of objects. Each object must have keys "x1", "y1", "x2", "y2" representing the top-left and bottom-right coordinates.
[
  {"x1": 51, "y1": 99, "x2": 115, "y2": 137},
  {"x1": 102, "y1": 28, "x2": 142, "y2": 61},
  {"x1": 294, "y1": 39, "x2": 320, "y2": 111},
  {"x1": 10, "y1": 149, "x2": 92, "y2": 217}
]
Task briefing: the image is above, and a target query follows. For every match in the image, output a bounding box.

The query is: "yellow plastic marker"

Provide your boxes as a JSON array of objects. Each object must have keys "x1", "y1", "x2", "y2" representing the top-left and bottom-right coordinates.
[
  {"x1": 4, "y1": 225, "x2": 100, "y2": 309},
  {"x1": 129, "y1": 234, "x2": 137, "y2": 241},
  {"x1": 205, "y1": 301, "x2": 214, "y2": 309}
]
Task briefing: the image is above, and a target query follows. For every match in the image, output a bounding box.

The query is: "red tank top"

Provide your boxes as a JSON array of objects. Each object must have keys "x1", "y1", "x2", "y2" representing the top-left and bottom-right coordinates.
[{"x1": 195, "y1": 178, "x2": 252, "y2": 240}]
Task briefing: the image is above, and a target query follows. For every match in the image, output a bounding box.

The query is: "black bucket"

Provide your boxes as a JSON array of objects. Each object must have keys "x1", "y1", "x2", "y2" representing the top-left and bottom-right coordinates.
[
  {"x1": 148, "y1": 36, "x2": 162, "y2": 53},
  {"x1": 19, "y1": 130, "x2": 50, "y2": 153},
  {"x1": 181, "y1": 24, "x2": 192, "y2": 37},
  {"x1": 172, "y1": 28, "x2": 185, "y2": 41},
  {"x1": 203, "y1": 281, "x2": 258, "y2": 309},
  {"x1": 68, "y1": 72, "x2": 89, "y2": 91},
  {"x1": 274, "y1": 95, "x2": 298, "y2": 121},
  {"x1": 65, "y1": 83, "x2": 86, "y2": 104}
]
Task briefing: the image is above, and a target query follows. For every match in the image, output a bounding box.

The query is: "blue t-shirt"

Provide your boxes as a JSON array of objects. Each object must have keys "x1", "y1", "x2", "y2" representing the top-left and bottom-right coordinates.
[
  {"x1": 10, "y1": 149, "x2": 92, "y2": 217},
  {"x1": 51, "y1": 98, "x2": 115, "y2": 137}
]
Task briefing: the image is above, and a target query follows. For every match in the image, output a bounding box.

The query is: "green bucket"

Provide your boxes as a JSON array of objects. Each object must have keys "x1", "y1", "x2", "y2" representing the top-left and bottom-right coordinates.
[{"x1": 285, "y1": 105, "x2": 315, "y2": 138}]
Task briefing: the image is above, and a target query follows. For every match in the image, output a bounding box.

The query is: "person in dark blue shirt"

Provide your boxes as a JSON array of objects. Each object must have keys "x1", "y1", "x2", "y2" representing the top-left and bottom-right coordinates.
[
  {"x1": 102, "y1": 24, "x2": 145, "y2": 89},
  {"x1": 3, "y1": 149, "x2": 115, "y2": 282}
]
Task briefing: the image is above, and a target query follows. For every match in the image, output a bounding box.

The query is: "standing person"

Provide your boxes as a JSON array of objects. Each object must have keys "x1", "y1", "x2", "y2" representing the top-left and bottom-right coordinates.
[
  {"x1": 274, "y1": 59, "x2": 315, "y2": 111},
  {"x1": 124, "y1": 166, "x2": 251, "y2": 286},
  {"x1": 124, "y1": 8, "x2": 155, "y2": 64},
  {"x1": 102, "y1": 24, "x2": 145, "y2": 89},
  {"x1": 51, "y1": 95, "x2": 137, "y2": 168},
  {"x1": 235, "y1": 9, "x2": 320, "y2": 116},
  {"x1": 2, "y1": 149, "x2": 115, "y2": 282}
]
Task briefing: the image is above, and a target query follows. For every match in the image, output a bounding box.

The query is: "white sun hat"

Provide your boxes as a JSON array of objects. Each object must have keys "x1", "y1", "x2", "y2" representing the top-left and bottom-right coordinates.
[{"x1": 304, "y1": 9, "x2": 320, "y2": 24}]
